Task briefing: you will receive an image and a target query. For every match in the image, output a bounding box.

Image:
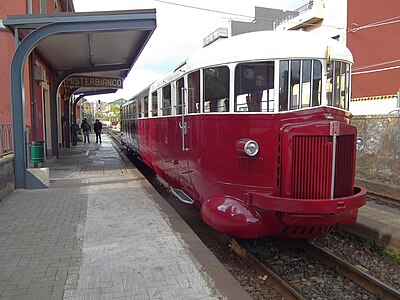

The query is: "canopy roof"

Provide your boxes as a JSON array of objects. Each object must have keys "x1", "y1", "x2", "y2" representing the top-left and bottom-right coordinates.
[
  {"x1": 5, "y1": 9, "x2": 157, "y2": 94},
  {"x1": 4, "y1": 9, "x2": 156, "y2": 189}
]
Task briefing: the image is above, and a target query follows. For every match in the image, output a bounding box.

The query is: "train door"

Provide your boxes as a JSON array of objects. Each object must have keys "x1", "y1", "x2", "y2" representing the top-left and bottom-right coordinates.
[
  {"x1": 173, "y1": 77, "x2": 195, "y2": 204},
  {"x1": 177, "y1": 77, "x2": 190, "y2": 153}
]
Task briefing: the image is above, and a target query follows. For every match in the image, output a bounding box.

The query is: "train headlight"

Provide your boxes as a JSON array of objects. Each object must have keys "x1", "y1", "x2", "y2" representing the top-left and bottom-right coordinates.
[
  {"x1": 236, "y1": 139, "x2": 259, "y2": 157},
  {"x1": 244, "y1": 140, "x2": 259, "y2": 156},
  {"x1": 356, "y1": 137, "x2": 364, "y2": 151}
]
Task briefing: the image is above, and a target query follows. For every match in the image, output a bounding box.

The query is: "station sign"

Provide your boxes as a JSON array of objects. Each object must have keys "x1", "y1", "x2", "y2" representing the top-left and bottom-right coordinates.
[{"x1": 65, "y1": 75, "x2": 123, "y2": 89}]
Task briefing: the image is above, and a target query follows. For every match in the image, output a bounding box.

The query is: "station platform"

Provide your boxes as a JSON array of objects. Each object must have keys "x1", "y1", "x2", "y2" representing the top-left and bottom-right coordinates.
[
  {"x1": 340, "y1": 198, "x2": 400, "y2": 253},
  {"x1": 0, "y1": 134, "x2": 251, "y2": 300},
  {"x1": 0, "y1": 134, "x2": 399, "y2": 299}
]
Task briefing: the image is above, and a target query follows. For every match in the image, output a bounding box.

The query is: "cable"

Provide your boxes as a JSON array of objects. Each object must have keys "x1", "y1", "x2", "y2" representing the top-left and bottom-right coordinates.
[
  {"x1": 353, "y1": 58, "x2": 400, "y2": 71},
  {"x1": 352, "y1": 65, "x2": 400, "y2": 75},
  {"x1": 154, "y1": 0, "x2": 259, "y2": 20},
  {"x1": 154, "y1": 0, "x2": 345, "y2": 30},
  {"x1": 347, "y1": 15, "x2": 400, "y2": 33}
]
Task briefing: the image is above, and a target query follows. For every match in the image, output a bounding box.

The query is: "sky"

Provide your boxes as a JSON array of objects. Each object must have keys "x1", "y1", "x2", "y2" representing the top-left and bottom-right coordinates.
[{"x1": 73, "y1": 0, "x2": 308, "y2": 102}]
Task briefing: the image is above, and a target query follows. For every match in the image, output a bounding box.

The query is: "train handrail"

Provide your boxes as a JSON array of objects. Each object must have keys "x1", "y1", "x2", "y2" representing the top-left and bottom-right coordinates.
[{"x1": 0, "y1": 124, "x2": 13, "y2": 158}]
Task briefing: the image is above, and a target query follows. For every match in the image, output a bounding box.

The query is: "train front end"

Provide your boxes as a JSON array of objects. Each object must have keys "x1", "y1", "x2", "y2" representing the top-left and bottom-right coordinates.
[
  {"x1": 200, "y1": 31, "x2": 367, "y2": 239},
  {"x1": 250, "y1": 112, "x2": 366, "y2": 238},
  {"x1": 201, "y1": 109, "x2": 366, "y2": 239}
]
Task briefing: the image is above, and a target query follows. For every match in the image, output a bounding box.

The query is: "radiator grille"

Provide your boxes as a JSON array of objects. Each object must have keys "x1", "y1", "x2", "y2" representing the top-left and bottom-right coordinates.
[
  {"x1": 291, "y1": 135, "x2": 354, "y2": 199},
  {"x1": 334, "y1": 135, "x2": 355, "y2": 197},
  {"x1": 238, "y1": 156, "x2": 264, "y2": 174},
  {"x1": 292, "y1": 136, "x2": 333, "y2": 199}
]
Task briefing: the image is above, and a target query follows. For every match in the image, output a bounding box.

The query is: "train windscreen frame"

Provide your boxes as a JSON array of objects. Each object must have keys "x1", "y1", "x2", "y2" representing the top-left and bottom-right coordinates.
[
  {"x1": 279, "y1": 59, "x2": 322, "y2": 111},
  {"x1": 327, "y1": 61, "x2": 351, "y2": 111}
]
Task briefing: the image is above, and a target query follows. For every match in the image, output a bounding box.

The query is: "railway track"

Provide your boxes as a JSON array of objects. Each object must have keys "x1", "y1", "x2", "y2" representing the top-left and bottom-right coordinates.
[
  {"x1": 367, "y1": 192, "x2": 400, "y2": 208},
  {"x1": 107, "y1": 130, "x2": 400, "y2": 299},
  {"x1": 233, "y1": 238, "x2": 400, "y2": 300}
]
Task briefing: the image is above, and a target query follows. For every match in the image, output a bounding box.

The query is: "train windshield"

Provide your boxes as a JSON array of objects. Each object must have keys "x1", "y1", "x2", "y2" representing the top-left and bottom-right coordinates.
[
  {"x1": 327, "y1": 61, "x2": 351, "y2": 110},
  {"x1": 234, "y1": 62, "x2": 275, "y2": 112},
  {"x1": 279, "y1": 60, "x2": 322, "y2": 111},
  {"x1": 278, "y1": 60, "x2": 351, "y2": 112}
]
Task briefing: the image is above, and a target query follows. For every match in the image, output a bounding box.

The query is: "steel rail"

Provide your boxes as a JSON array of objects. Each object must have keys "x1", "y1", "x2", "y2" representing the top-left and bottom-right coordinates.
[
  {"x1": 304, "y1": 241, "x2": 400, "y2": 300},
  {"x1": 367, "y1": 192, "x2": 400, "y2": 206},
  {"x1": 231, "y1": 240, "x2": 307, "y2": 300}
]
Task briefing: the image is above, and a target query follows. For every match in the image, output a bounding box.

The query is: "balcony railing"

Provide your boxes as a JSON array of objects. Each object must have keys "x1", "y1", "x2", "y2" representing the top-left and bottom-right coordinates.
[
  {"x1": 275, "y1": 1, "x2": 314, "y2": 27},
  {"x1": 0, "y1": 124, "x2": 13, "y2": 158}
]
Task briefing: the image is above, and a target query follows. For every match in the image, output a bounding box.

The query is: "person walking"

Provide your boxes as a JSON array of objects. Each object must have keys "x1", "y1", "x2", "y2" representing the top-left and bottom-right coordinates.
[
  {"x1": 81, "y1": 118, "x2": 91, "y2": 143},
  {"x1": 71, "y1": 123, "x2": 79, "y2": 146},
  {"x1": 94, "y1": 119, "x2": 103, "y2": 143}
]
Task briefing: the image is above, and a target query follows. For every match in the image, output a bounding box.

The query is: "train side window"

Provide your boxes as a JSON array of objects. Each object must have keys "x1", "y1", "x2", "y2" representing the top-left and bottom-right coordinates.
[
  {"x1": 143, "y1": 96, "x2": 148, "y2": 118},
  {"x1": 176, "y1": 78, "x2": 184, "y2": 115},
  {"x1": 151, "y1": 91, "x2": 158, "y2": 117},
  {"x1": 312, "y1": 60, "x2": 322, "y2": 107},
  {"x1": 137, "y1": 98, "x2": 142, "y2": 118},
  {"x1": 133, "y1": 100, "x2": 137, "y2": 119},
  {"x1": 203, "y1": 66, "x2": 230, "y2": 113},
  {"x1": 235, "y1": 62, "x2": 274, "y2": 112},
  {"x1": 279, "y1": 60, "x2": 289, "y2": 111},
  {"x1": 188, "y1": 71, "x2": 200, "y2": 113},
  {"x1": 162, "y1": 85, "x2": 172, "y2": 116}
]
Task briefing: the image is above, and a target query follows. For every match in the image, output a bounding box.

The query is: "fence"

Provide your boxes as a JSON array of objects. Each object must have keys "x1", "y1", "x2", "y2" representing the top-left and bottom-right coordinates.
[
  {"x1": 275, "y1": 1, "x2": 314, "y2": 27},
  {"x1": 0, "y1": 125, "x2": 13, "y2": 158}
]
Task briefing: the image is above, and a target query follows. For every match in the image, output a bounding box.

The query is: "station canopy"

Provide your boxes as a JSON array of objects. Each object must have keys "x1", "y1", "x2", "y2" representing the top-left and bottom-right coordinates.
[
  {"x1": 4, "y1": 9, "x2": 156, "y2": 189},
  {"x1": 5, "y1": 9, "x2": 157, "y2": 95}
]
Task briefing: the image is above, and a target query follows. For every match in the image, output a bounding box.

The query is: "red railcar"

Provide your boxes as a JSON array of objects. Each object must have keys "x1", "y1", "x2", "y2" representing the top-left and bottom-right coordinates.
[{"x1": 121, "y1": 31, "x2": 366, "y2": 239}]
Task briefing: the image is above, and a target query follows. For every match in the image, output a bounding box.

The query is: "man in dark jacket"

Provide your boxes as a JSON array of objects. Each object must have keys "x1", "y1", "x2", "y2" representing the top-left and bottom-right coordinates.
[
  {"x1": 94, "y1": 119, "x2": 103, "y2": 143},
  {"x1": 81, "y1": 118, "x2": 91, "y2": 143}
]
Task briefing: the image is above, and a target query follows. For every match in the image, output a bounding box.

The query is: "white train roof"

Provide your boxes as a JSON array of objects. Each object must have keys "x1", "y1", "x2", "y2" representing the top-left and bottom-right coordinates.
[
  {"x1": 142, "y1": 30, "x2": 354, "y2": 96},
  {"x1": 185, "y1": 30, "x2": 353, "y2": 70}
]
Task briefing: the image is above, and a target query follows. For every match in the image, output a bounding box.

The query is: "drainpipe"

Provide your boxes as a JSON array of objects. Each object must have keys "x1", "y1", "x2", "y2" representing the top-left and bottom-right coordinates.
[
  {"x1": 30, "y1": 57, "x2": 37, "y2": 140},
  {"x1": 397, "y1": 90, "x2": 400, "y2": 108},
  {"x1": 27, "y1": 0, "x2": 32, "y2": 14}
]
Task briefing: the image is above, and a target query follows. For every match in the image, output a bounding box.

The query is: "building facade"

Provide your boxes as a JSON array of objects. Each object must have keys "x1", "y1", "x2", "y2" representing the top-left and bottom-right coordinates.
[
  {"x1": 275, "y1": 0, "x2": 400, "y2": 114},
  {"x1": 347, "y1": 0, "x2": 400, "y2": 113},
  {"x1": 203, "y1": 0, "x2": 399, "y2": 114},
  {"x1": 0, "y1": 0, "x2": 74, "y2": 155}
]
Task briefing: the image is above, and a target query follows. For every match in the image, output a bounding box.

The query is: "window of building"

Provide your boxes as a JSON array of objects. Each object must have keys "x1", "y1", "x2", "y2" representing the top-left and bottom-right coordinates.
[
  {"x1": 40, "y1": 0, "x2": 47, "y2": 13},
  {"x1": 235, "y1": 61, "x2": 274, "y2": 112},
  {"x1": 151, "y1": 91, "x2": 158, "y2": 117},
  {"x1": 203, "y1": 66, "x2": 230, "y2": 113},
  {"x1": 176, "y1": 78, "x2": 184, "y2": 115},
  {"x1": 188, "y1": 71, "x2": 200, "y2": 113},
  {"x1": 279, "y1": 60, "x2": 322, "y2": 111},
  {"x1": 162, "y1": 85, "x2": 172, "y2": 116}
]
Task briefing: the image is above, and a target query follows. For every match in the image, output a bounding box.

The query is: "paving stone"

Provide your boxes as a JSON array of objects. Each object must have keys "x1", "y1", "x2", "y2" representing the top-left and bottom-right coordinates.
[{"x1": 0, "y1": 135, "x2": 250, "y2": 300}]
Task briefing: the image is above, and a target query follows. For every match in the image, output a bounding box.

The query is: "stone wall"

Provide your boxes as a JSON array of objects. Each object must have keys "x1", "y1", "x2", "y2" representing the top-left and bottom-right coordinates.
[
  {"x1": 352, "y1": 115, "x2": 400, "y2": 196},
  {"x1": 0, "y1": 155, "x2": 14, "y2": 201}
]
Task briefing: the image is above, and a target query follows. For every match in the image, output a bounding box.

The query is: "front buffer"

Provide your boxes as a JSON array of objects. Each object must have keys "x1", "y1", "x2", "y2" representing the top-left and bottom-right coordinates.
[
  {"x1": 200, "y1": 196, "x2": 267, "y2": 239},
  {"x1": 201, "y1": 186, "x2": 366, "y2": 239}
]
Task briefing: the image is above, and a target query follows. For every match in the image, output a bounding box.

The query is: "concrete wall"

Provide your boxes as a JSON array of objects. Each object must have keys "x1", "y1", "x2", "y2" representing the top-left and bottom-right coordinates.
[
  {"x1": 0, "y1": 155, "x2": 14, "y2": 201},
  {"x1": 353, "y1": 115, "x2": 400, "y2": 195}
]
